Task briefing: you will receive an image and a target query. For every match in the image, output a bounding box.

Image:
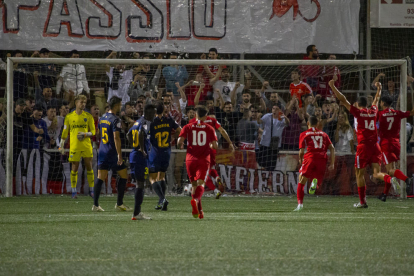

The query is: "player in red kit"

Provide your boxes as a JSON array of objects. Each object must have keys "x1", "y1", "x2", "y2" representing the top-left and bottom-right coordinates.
[
  {"x1": 377, "y1": 94, "x2": 414, "y2": 201},
  {"x1": 189, "y1": 112, "x2": 234, "y2": 199},
  {"x1": 178, "y1": 106, "x2": 218, "y2": 219},
  {"x1": 295, "y1": 116, "x2": 335, "y2": 211},
  {"x1": 329, "y1": 80, "x2": 395, "y2": 208}
]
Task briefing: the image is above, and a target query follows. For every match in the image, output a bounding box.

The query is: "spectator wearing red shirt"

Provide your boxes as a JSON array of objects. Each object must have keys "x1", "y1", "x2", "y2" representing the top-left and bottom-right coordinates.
[
  {"x1": 318, "y1": 55, "x2": 341, "y2": 100},
  {"x1": 197, "y1": 48, "x2": 226, "y2": 97},
  {"x1": 300, "y1": 44, "x2": 321, "y2": 91},
  {"x1": 289, "y1": 70, "x2": 312, "y2": 108},
  {"x1": 185, "y1": 73, "x2": 206, "y2": 106}
]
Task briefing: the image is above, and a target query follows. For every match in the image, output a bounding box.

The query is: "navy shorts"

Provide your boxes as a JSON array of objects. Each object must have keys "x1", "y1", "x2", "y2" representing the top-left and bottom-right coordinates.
[
  {"x1": 98, "y1": 160, "x2": 127, "y2": 172},
  {"x1": 130, "y1": 155, "x2": 148, "y2": 182},
  {"x1": 148, "y1": 150, "x2": 170, "y2": 173}
]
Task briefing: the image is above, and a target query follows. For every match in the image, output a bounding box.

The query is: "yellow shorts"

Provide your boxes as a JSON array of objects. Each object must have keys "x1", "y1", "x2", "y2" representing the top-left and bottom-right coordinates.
[{"x1": 68, "y1": 149, "x2": 93, "y2": 162}]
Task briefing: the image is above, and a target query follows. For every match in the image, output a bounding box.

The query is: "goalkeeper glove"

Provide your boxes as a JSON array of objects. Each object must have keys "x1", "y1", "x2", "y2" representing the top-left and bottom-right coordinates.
[{"x1": 77, "y1": 132, "x2": 93, "y2": 141}]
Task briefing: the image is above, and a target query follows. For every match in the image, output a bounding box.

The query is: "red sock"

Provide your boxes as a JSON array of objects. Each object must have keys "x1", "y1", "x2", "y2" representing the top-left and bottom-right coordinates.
[
  {"x1": 197, "y1": 200, "x2": 202, "y2": 211},
  {"x1": 297, "y1": 183, "x2": 305, "y2": 204},
  {"x1": 384, "y1": 175, "x2": 392, "y2": 185},
  {"x1": 394, "y1": 169, "x2": 408, "y2": 181},
  {"x1": 383, "y1": 182, "x2": 392, "y2": 195},
  {"x1": 205, "y1": 178, "x2": 216, "y2": 191},
  {"x1": 191, "y1": 194, "x2": 195, "y2": 199},
  {"x1": 358, "y1": 186, "x2": 366, "y2": 204},
  {"x1": 194, "y1": 186, "x2": 204, "y2": 202},
  {"x1": 209, "y1": 169, "x2": 219, "y2": 179}
]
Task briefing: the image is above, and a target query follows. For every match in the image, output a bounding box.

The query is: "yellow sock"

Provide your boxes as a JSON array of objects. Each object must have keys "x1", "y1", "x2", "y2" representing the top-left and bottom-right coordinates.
[
  {"x1": 87, "y1": 170, "x2": 94, "y2": 188},
  {"x1": 70, "y1": 171, "x2": 77, "y2": 193}
]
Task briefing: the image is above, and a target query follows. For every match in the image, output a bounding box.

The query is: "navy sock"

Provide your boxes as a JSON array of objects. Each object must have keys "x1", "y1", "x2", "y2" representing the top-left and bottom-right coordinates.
[
  {"x1": 94, "y1": 179, "x2": 104, "y2": 206},
  {"x1": 133, "y1": 187, "x2": 145, "y2": 217},
  {"x1": 160, "y1": 180, "x2": 167, "y2": 197},
  {"x1": 152, "y1": 181, "x2": 164, "y2": 203},
  {"x1": 117, "y1": 178, "x2": 127, "y2": 206}
]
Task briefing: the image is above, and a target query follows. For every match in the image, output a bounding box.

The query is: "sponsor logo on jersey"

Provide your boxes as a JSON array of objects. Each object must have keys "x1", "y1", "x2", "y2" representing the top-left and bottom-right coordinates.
[
  {"x1": 84, "y1": 118, "x2": 87, "y2": 122},
  {"x1": 72, "y1": 124, "x2": 87, "y2": 129}
]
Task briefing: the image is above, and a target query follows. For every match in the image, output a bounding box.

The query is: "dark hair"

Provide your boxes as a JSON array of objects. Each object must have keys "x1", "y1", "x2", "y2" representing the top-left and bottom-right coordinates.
[
  {"x1": 249, "y1": 105, "x2": 258, "y2": 111},
  {"x1": 224, "y1": 101, "x2": 232, "y2": 107},
  {"x1": 306, "y1": 45, "x2": 316, "y2": 55},
  {"x1": 242, "y1": 90, "x2": 250, "y2": 95},
  {"x1": 25, "y1": 95, "x2": 35, "y2": 102},
  {"x1": 357, "y1": 96, "x2": 368, "y2": 108},
  {"x1": 291, "y1": 69, "x2": 301, "y2": 76},
  {"x1": 205, "y1": 96, "x2": 214, "y2": 102},
  {"x1": 69, "y1": 49, "x2": 79, "y2": 57},
  {"x1": 13, "y1": 50, "x2": 23, "y2": 57},
  {"x1": 381, "y1": 95, "x2": 393, "y2": 107},
  {"x1": 209, "y1": 48, "x2": 218, "y2": 54},
  {"x1": 124, "y1": 101, "x2": 133, "y2": 108},
  {"x1": 60, "y1": 100, "x2": 69, "y2": 108},
  {"x1": 108, "y1": 96, "x2": 122, "y2": 109},
  {"x1": 33, "y1": 105, "x2": 43, "y2": 112},
  {"x1": 196, "y1": 105, "x2": 208, "y2": 118},
  {"x1": 144, "y1": 103, "x2": 156, "y2": 114},
  {"x1": 47, "y1": 105, "x2": 56, "y2": 111},
  {"x1": 39, "y1": 48, "x2": 50, "y2": 54},
  {"x1": 156, "y1": 102, "x2": 164, "y2": 115},
  {"x1": 186, "y1": 106, "x2": 195, "y2": 113},
  {"x1": 309, "y1": 116, "x2": 319, "y2": 126}
]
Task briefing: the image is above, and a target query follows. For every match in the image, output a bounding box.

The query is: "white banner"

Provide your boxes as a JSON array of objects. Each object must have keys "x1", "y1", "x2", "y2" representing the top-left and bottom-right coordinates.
[
  {"x1": 370, "y1": 0, "x2": 414, "y2": 28},
  {"x1": 0, "y1": 0, "x2": 359, "y2": 54}
]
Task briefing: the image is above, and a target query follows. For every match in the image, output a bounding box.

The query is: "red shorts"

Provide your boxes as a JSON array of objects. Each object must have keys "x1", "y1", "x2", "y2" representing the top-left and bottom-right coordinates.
[
  {"x1": 355, "y1": 143, "x2": 382, "y2": 169},
  {"x1": 299, "y1": 157, "x2": 327, "y2": 184},
  {"x1": 210, "y1": 150, "x2": 216, "y2": 168},
  {"x1": 186, "y1": 159, "x2": 210, "y2": 183},
  {"x1": 380, "y1": 141, "x2": 400, "y2": 165}
]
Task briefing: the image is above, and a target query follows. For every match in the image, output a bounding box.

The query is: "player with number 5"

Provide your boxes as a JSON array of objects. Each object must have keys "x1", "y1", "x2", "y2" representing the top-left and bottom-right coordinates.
[
  {"x1": 329, "y1": 80, "x2": 395, "y2": 208},
  {"x1": 295, "y1": 116, "x2": 335, "y2": 211},
  {"x1": 177, "y1": 106, "x2": 218, "y2": 219}
]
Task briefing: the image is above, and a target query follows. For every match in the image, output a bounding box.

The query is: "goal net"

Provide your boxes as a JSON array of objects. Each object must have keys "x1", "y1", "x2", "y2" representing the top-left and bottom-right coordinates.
[{"x1": 1, "y1": 57, "x2": 409, "y2": 198}]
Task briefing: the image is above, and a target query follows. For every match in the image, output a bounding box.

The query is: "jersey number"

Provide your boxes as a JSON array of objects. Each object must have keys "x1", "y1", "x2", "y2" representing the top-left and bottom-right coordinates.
[
  {"x1": 192, "y1": 130, "x2": 206, "y2": 146},
  {"x1": 155, "y1": 132, "x2": 169, "y2": 147},
  {"x1": 102, "y1": 127, "x2": 108, "y2": 144},
  {"x1": 132, "y1": 129, "x2": 139, "y2": 148},
  {"x1": 311, "y1": 136, "x2": 323, "y2": 149},
  {"x1": 364, "y1": 120, "x2": 375, "y2": 130},
  {"x1": 387, "y1": 117, "x2": 394, "y2": 130}
]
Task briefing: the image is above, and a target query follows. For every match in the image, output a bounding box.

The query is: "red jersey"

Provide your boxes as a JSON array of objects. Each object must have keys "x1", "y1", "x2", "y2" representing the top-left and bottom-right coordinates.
[
  {"x1": 289, "y1": 81, "x2": 312, "y2": 107},
  {"x1": 299, "y1": 56, "x2": 320, "y2": 81},
  {"x1": 350, "y1": 105, "x2": 378, "y2": 144},
  {"x1": 377, "y1": 108, "x2": 410, "y2": 143},
  {"x1": 189, "y1": 116, "x2": 221, "y2": 130},
  {"x1": 299, "y1": 127, "x2": 332, "y2": 159},
  {"x1": 185, "y1": 85, "x2": 207, "y2": 106},
  {"x1": 179, "y1": 121, "x2": 218, "y2": 162}
]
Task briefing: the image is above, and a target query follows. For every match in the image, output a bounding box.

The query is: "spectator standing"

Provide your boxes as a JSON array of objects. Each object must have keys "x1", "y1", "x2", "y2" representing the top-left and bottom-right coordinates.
[
  {"x1": 198, "y1": 48, "x2": 225, "y2": 95},
  {"x1": 34, "y1": 71, "x2": 59, "y2": 113},
  {"x1": 56, "y1": 50, "x2": 90, "y2": 105},
  {"x1": 90, "y1": 104, "x2": 101, "y2": 148},
  {"x1": 258, "y1": 104, "x2": 289, "y2": 171},
  {"x1": 162, "y1": 52, "x2": 188, "y2": 99},
  {"x1": 31, "y1": 48, "x2": 57, "y2": 90},
  {"x1": 22, "y1": 106, "x2": 49, "y2": 150},
  {"x1": 334, "y1": 113, "x2": 355, "y2": 154},
  {"x1": 371, "y1": 73, "x2": 400, "y2": 109},
  {"x1": 318, "y1": 55, "x2": 341, "y2": 100},
  {"x1": 281, "y1": 98, "x2": 305, "y2": 150},
  {"x1": 6, "y1": 50, "x2": 29, "y2": 101},
  {"x1": 42, "y1": 106, "x2": 62, "y2": 149},
  {"x1": 210, "y1": 67, "x2": 244, "y2": 103},
  {"x1": 237, "y1": 107, "x2": 259, "y2": 150},
  {"x1": 322, "y1": 101, "x2": 339, "y2": 142},
  {"x1": 303, "y1": 94, "x2": 320, "y2": 118},
  {"x1": 300, "y1": 44, "x2": 321, "y2": 91},
  {"x1": 185, "y1": 73, "x2": 206, "y2": 106},
  {"x1": 289, "y1": 70, "x2": 312, "y2": 108},
  {"x1": 214, "y1": 101, "x2": 242, "y2": 146},
  {"x1": 258, "y1": 81, "x2": 285, "y2": 113}
]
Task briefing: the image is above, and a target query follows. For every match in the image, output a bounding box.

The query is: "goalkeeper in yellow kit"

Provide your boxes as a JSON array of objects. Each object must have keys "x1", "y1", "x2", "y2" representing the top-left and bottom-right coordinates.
[{"x1": 59, "y1": 95, "x2": 96, "y2": 198}]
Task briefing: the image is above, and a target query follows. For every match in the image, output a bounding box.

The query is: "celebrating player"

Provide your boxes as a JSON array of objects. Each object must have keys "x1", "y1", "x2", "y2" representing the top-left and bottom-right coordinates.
[
  {"x1": 93, "y1": 96, "x2": 131, "y2": 212},
  {"x1": 377, "y1": 94, "x2": 414, "y2": 201},
  {"x1": 128, "y1": 104, "x2": 156, "y2": 220},
  {"x1": 295, "y1": 116, "x2": 335, "y2": 211},
  {"x1": 59, "y1": 95, "x2": 95, "y2": 199},
  {"x1": 189, "y1": 109, "x2": 234, "y2": 199},
  {"x1": 148, "y1": 103, "x2": 181, "y2": 211},
  {"x1": 329, "y1": 80, "x2": 394, "y2": 208},
  {"x1": 178, "y1": 106, "x2": 218, "y2": 219}
]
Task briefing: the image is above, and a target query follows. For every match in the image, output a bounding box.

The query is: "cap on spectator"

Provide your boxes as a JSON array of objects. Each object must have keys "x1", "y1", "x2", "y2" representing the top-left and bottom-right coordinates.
[
  {"x1": 39, "y1": 48, "x2": 50, "y2": 54},
  {"x1": 16, "y1": 99, "x2": 26, "y2": 106}
]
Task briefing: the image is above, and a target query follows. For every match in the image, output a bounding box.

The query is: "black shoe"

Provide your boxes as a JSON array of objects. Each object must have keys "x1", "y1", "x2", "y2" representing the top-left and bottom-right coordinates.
[
  {"x1": 406, "y1": 177, "x2": 413, "y2": 195},
  {"x1": 176, "y1": 186, "x2": 183, "y2": 194},
  {"x1": 155, "y1": 204, "x2": 162, "y2": 210},
  {"x1": 378, "y1": 193, "x2": 387, "y2": 202},
  {"x1": 161, "y1": 199, "x2": 169, "y2": 211}
]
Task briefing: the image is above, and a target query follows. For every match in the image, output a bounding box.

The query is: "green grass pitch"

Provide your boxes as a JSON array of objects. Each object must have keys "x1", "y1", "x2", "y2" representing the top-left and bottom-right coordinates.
[{"x1": 1, "y1": 195, "x2": 414, "y2": 275}]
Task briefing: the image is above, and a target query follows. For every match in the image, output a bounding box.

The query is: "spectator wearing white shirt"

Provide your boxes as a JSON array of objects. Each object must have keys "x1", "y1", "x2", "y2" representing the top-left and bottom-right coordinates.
[
  {"x1": 56, "y1": 50, "x2": 90, "y2": 106},
  {"x1": 42, "y1": 106, "x2": 62, "y2": 149},
  {"x1": 210, "y1": 67, "x2": 244, "y2": 103},
  {"x1": 334, "y1": 113, "x2": 355, "y2": 154}
]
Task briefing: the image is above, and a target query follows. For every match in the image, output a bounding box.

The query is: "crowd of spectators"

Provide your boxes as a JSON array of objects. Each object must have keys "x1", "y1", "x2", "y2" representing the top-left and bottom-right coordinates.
[{"x1": 1, "y1": 44, "x2": 414, "y2": 177}]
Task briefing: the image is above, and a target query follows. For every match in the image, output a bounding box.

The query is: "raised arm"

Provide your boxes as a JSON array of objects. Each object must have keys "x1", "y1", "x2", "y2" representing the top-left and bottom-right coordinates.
[
  {"x1": 372, "y1": 82, "x2": 382, "y2": 107},
  {"x1": 194, "y1": 83, "x2": 205, "y2": 106},
  {"x1": 328, "y1": 79, "x2": 351, "y2": 111},
  {"x1": 371, "y1": 72, "x2": 385, "y2": 89},
  {"x1": 209, "y1": 65, "x2": 223, "y2": 85},
  {"x1": 105, "y1": 51, "x2": 117, "y2": 73},
  {"x1": 230, "y1": 82, "x2": 240, "y2": 107}
]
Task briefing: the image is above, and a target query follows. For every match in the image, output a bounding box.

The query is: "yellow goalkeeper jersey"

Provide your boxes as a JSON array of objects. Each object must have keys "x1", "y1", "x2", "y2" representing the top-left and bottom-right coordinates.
[{"x1": 61, "y1": 110, "x2": 95, "y2": 152}]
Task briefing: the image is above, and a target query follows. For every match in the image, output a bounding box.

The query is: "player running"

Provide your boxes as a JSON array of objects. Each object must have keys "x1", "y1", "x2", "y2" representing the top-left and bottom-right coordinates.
[
  {"x1": 189, "y1": 110, "x2": 234, "y2": 199},
  {"x1": 178, "y1": 106, "x2": 218, "y2": 219},
  {"x1": 377, "y1": 94, "x2": 414, "y2": 201},
  {"x1": 92, "y1": 96, "x2": 131, "y2": 212},
  {"x1": 295, "y1": 116, "x2": 335, "y2": 211},
  {"x1": 59, "y1": 95, "x2": 95, "y2": 199},
  {"x1": 329, "y1": 80, "x2": 395, "y2": 208},
  {"x1": 127, "y1": 104, "x2": 156, "y2": 220},
  {"x1": 149, "y1": 103, "x2": 181, "y2": 211}
]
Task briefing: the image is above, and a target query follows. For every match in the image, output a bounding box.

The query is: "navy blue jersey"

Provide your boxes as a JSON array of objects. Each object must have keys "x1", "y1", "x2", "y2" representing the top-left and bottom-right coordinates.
[
  {"x1": 128, "y1": 116, "x2": 152, "y2": 164},
  {"x1": 98, "y1": 112, "x2": 122, "y2": 164},
  {"x1": 149, "y1": 116, "x2": 179, "y2": 152}
]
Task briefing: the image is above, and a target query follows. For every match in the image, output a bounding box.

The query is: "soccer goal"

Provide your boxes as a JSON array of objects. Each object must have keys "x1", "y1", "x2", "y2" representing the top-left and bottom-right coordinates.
[{"x1": 3, "y1": 57, "x2": 409, "y2": 198}]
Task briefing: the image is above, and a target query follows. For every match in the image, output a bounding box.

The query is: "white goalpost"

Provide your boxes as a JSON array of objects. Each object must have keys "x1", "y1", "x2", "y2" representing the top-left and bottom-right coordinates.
[{"x1": 4, "y1": 57, "x2": 408, "y2": 198}]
